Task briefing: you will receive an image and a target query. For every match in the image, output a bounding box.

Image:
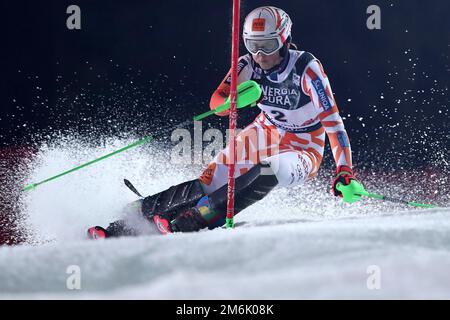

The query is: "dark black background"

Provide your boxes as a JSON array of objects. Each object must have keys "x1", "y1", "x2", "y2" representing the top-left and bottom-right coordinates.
[{"x1": 1, "y1": 0, "x2": 449, "y2": 168}]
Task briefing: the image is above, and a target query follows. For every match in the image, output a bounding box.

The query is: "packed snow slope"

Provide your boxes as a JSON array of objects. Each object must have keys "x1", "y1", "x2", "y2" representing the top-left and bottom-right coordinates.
[{"x1": 1, "y1": 137, "x2": 449, "y2": 299}]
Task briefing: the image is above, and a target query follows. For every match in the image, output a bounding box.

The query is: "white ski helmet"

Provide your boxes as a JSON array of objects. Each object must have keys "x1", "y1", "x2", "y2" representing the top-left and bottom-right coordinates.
[{"x1": 242, "y1": 6, "x2": 292, "y2": 55}]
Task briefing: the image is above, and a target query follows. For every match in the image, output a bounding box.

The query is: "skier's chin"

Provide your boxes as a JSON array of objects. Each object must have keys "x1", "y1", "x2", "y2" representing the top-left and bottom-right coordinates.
[
  {"x1": 252, "y1": 54, "x2": 282, "y2": 71},
  {"x1": 259, "y1": 63, "x2": 273, "y2": 71}
]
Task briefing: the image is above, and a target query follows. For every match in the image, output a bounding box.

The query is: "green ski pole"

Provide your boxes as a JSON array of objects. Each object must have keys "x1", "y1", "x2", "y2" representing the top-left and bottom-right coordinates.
[
  {"x1": 358, "y1": 192, "x2": 437, "y2": 208},
  {"x1": 22, "y1": 136, "x2": 153, "y2": 192},
  {"x1": 336, "y1": 182, "x2": 437, "y2": 208}
]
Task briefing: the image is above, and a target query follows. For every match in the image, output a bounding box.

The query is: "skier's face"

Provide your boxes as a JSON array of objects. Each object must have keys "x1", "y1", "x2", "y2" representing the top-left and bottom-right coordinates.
[{"x1": 252, "y1": 51, "x2": 283, "y2": 71}]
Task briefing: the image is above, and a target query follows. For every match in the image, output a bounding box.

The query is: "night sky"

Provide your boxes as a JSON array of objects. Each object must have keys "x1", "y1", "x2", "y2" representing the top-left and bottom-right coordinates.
[{"x1": 1, "y1": 0, "x2": 449, "y2": 168}]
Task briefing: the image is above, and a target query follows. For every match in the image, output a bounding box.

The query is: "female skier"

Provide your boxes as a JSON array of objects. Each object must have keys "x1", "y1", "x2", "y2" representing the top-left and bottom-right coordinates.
[{"x1": 88, "y1": 6, "x2": 364, "y2": 238}]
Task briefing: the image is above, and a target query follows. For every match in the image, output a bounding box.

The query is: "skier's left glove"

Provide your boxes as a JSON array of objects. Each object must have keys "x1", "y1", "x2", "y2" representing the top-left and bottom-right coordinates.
[{"x1": 331, "y1": 165, "x2": 367, "y2": 203}]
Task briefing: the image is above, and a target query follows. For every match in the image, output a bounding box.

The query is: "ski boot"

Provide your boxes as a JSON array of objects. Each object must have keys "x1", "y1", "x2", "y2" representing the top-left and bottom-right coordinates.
[
  {"x1": 86, "y1": 200, "x2": 143, "y2": 240},
  {"x1": 152, "y1": 196, "x2": 212, "y2": 235},
  {"x1": 147, "y1": 163, "x2": 279, "y2": 234},
  {"x1": 88, "y1": 162, "x2": 279, "y2": 237},
  {"x1": 87, "y1": 219, "x2": 141, "y2": 240}
]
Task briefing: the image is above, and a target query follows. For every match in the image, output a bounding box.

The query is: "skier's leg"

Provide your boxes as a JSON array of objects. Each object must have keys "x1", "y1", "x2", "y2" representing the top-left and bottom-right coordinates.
[
  {"x1": 162, "y1": 118, "x2": 286, "y2": 232},
  {"x1": 198, "y1": 117, "x2": 272, "y2": 195},
  {"x1": 168, "y1": 161, "x2": 279, "y2": 232},
  {"x1": 152, "y1": 130, "x2": 324, "y2": 234},
  {"x1": 89, "y1": 117, "x2": 325, "y2": 237},
  {"x1": 90, "y1": 179, "x2": 207, "y2": 238},
  {"x1": 161, "y1": 119, "x2": 278, "y2": 232},
  {"x1": 263, "y1": 149, "x2": 323, "y2": 187},
  {"x1": 170, "y1": 148, "x2": 322, "y2": 232},
  {"x1": 88, "y1": 129, "x2": 273, "y2": 237},
  {"x1": 88, "y1": 148, "x2": 322, "y2": 238},
  {"x1": 140, "y1": 179, "x2": 206, "y2": 220}
]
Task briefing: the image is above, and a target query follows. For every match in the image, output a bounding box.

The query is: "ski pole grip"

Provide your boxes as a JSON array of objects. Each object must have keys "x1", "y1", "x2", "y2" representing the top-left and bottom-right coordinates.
[{"x1": 193, "y1": 80, "x2": 261, "y2": 121}]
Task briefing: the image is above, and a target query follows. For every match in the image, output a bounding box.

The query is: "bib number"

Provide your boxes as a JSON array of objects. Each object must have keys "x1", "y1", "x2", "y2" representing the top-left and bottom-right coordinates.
[{"x1": 270, "y1": 110, "x2": 287, "y2": 122}]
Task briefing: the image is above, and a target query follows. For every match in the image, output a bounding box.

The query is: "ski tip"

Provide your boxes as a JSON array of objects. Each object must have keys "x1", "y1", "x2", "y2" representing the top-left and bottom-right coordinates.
[
  {"x1": 153, "y1": 215, "x2": 172, "y2": 235},
  {"x1": 87, "y1": 226, "x2": 107, "y2": 240}
]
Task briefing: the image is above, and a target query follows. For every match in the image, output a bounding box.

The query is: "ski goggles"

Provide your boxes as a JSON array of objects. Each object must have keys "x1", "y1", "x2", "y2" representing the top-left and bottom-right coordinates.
[{"x1": 244, "y1": 38, "x2": 283, "y2": 55}]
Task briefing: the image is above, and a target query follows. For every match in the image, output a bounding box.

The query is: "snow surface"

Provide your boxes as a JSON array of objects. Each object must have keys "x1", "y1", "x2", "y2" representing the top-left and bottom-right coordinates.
[{"x1": 1, "y1": 138, "x2": 449, "y2": 299}]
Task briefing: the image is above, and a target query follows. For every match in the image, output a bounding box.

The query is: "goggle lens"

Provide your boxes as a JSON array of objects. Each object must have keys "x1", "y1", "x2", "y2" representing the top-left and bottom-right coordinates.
[{"x1": 244, "y1": 38, "x2": 281, "y2": 55}]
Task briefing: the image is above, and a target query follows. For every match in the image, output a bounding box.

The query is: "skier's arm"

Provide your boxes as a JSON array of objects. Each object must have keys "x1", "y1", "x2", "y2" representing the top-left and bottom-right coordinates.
[
  {"x1": 302, "y1": 59, "x2": 366, "y2": 200},
  {"x1": 210, "y1": 56, "x2": 252, "y2": 116},
  {"x1": 302, "y1": 60, "x2": 352, "y2": 169},
  {"x1": 210, "y1": 78, "x2": 231, "y2": 116}
]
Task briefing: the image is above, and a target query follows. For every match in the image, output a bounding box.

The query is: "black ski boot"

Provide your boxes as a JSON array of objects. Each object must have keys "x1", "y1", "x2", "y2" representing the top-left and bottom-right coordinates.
[
  {"x1": 87, "y1": 220, "x2": 139, "y2": 239},
  {"x1": 145, "y1": 163, "x2": 279, "y2": 234},
  {"x1": 153, "y1": 206, "x2": 208, "y2": 235}
]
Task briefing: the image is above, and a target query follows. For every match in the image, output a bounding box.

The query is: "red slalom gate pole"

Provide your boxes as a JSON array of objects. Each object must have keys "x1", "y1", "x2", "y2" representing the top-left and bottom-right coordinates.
[{"x1": 225, "y1": 0, "x2": 240, "y2": 229}]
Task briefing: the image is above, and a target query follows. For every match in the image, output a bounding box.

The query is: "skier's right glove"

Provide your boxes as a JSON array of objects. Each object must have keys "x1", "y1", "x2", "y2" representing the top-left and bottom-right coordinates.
[
  {"x1": 220, "y1": 93, "x2": 263, "y2": 115},
  {"x1": 216, "y1": 81, "x2": 264, "y2": 116},
  {"x1": 331, "y1": 165, "x2": 367, "y2": 203}
]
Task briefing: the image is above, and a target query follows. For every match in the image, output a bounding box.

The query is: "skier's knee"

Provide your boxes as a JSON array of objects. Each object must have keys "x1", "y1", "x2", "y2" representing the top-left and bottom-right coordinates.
[{"x1": 263, "y1": 152, "x2": 314, "y2": 187}]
